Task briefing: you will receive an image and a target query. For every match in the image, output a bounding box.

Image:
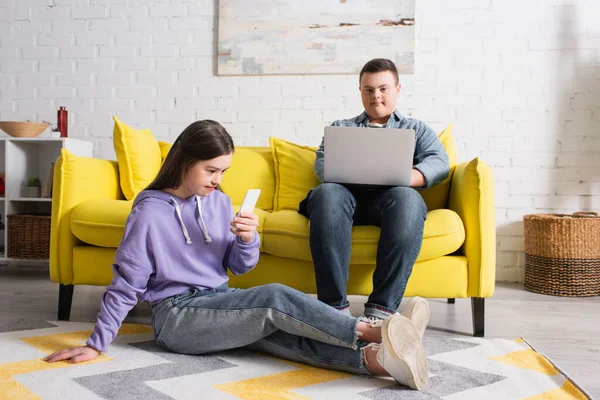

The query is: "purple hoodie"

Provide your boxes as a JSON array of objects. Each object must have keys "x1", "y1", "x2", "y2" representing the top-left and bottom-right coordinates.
[{"x1": 86, "y1": 189, "x2": 260, "y2": 352}]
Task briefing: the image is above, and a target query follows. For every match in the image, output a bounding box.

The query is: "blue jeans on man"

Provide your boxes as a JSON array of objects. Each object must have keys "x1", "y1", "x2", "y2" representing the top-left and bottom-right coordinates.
[{"x1": 305, "y1": 183, "x2": 427, "y2": 319}]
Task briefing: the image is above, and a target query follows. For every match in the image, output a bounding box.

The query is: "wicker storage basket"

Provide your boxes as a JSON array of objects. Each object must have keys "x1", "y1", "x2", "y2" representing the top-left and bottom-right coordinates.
[
  {"x1": 7, "y1": 214, "x2": 51, "y2": 259},
  {"x1": 524, "y1": 212, "x2": 600, "y2": 297}
]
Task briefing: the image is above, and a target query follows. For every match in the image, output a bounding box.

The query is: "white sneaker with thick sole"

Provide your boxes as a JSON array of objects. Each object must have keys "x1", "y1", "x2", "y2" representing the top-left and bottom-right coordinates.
[
  {"x1": 370, "y1": 314, "x2": 429, "y2": 390},
  {"x1": 400, "y1": 297, "x2": 430, "y2": 339}
]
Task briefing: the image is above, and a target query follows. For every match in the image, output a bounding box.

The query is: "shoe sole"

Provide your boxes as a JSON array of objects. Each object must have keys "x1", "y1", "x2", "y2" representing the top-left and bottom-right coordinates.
[
  {"x1": 402, "y1": 297, "x2": 430, "y2": 339},
  {"x1": 381, "y1": 315, "x2": 429, "y2": 390}
]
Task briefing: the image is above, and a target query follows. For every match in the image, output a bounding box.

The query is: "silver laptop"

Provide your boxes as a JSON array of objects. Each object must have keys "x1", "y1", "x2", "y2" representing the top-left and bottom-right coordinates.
[{"x1": 324, "y1": 126, "x2": 415, "y2": 186}]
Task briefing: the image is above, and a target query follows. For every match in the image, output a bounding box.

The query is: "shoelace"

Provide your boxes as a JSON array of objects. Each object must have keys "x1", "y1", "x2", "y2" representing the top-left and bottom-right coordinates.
[{"x1": 360, "y1": 315, "x2": 384, "y2": 328}]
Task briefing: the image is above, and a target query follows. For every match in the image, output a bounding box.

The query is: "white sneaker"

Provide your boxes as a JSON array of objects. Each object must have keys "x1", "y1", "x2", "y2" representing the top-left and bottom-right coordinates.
[
  {"x1": 400, "y1": 297, "x2": 430, "y2": 339},
  {"x1": 370, "y1": 314, "x2": 429, "y2": 390}
]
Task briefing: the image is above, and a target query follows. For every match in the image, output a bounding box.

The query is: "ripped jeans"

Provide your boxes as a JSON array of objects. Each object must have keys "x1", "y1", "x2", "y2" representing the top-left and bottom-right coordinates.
[{"x1": 151, "y1": 282, "x2": 372, "y2": 375}]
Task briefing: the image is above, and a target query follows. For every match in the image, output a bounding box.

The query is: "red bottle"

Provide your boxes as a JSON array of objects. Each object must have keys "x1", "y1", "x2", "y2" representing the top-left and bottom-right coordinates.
[{"x1": 57, "y1": 106, "x2": 68, "y2": 138}]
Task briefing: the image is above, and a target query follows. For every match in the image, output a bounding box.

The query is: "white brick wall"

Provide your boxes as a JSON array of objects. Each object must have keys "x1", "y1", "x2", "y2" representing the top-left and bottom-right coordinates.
[{"x1": 1, "y1": 0, "x2": 599, "y2": 282}]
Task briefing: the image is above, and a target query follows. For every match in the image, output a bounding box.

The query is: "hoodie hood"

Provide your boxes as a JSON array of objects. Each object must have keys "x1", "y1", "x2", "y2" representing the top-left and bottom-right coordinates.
[{"x1": 134, "y1": 190, "x2": 212, "y2": 244}]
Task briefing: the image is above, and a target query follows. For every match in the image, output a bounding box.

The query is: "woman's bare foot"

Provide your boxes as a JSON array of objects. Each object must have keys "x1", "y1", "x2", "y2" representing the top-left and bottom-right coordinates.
[{"x1": 356, "y1": 321, "x2": 382, "y2": 343}]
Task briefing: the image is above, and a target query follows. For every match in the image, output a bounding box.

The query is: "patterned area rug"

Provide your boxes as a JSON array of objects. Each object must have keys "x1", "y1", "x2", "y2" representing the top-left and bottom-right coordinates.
[{"x1": 0, "y1": 318, "x2": 591, "y2": 400}]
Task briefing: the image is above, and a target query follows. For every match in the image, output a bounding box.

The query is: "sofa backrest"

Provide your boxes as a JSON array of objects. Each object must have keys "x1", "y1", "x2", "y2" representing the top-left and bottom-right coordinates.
[{"x1": 157, "y1": 124, "x2": 458, "y2": 213}]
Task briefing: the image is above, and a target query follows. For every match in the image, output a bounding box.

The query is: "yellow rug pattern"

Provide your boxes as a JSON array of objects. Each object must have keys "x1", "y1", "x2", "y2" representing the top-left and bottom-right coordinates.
[{"x1": 0, "y1": 319, "x2": 591, "y2": 400}]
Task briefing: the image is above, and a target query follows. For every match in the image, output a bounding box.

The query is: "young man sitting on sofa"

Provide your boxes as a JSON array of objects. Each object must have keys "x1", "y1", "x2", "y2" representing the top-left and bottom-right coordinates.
[{"x1": 299, "y1": 58, "x2": 450, "y2": 322}]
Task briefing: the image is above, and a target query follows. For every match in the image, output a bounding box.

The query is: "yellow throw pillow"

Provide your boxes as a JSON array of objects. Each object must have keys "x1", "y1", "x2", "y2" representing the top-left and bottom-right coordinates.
[
  {"x1": 270, "y1": 137, "x2": 320, "y2": 211},
  {"x1": 113, "y1": 116, "x2": 162, "y2": 200},
  {"x1": 420, "y1": 124, "x2": 457, "y2": 210},
  {"x1": 158, "y1": 141, "x2": 172, "y2": 164},
  {"x1": 438, "y1": 124, "x2": 457, "y2": 167},
  {"x1": 221, "y1": 147, "x2": 276, "y2": 211}
]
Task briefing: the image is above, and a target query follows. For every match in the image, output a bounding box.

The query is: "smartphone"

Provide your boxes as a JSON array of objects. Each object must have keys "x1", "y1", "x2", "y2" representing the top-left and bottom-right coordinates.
[
  {"x1": 237, "y1": 189, "x2": 261, "y2": 216},
  {"x1": 232, "y1": 189, "x2": 261, "y2": 231}
]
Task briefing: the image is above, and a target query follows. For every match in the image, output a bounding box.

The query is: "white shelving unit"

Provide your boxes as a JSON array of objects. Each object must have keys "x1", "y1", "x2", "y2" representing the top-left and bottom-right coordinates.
[{"x1": 0, "y1": 137, "x2": 93, "y2": 263}]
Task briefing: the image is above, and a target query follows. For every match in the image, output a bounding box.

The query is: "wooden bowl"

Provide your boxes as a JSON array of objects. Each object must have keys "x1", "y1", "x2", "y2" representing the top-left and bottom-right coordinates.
[{"x1": 0, "y1": 121, "x2": 50, "y2": 138}]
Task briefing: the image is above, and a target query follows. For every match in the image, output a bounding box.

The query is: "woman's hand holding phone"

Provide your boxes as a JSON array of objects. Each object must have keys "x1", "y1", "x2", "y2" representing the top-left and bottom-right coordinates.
[
  {"x1": 231, "y1": 189, "x2": 261, "y2": 242},
  {"x1": 231, "y1": 212, "x2": 259, "y2": 242}
]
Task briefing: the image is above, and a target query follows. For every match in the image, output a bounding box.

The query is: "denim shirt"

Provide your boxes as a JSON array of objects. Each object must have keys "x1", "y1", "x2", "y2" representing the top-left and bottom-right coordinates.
[{"x1": 314, "y1": 110, "x2": 450, "y2": 189}]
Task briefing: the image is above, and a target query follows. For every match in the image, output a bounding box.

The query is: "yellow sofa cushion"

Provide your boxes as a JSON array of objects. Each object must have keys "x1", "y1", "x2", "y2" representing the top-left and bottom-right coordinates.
[
  {"x1": 270, "y1": 137, "x2": 319, "y2": 211},
  {"x1": 438, "y1": 124, "x2": 457, "y2": 166},
  {"x1": 113, "y1": 116, "x2": 162, "y2": 200},
  {"x1": 70, "y1": 198, "x2": 270, "y2": 250},
  {"x1": 221, "y1": 147, "x2": 276, "y2": 212},
  {"x1": 158, "y1": 140, "x2": 172, "y2": 163},
  {"x1": 262, "y1": 209, "x2": 465, "y2": 264}
]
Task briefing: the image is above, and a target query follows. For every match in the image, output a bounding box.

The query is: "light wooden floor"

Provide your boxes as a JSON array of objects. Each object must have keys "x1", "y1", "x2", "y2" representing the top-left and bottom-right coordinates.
[{"x1": 1, "y1": 264, "x2": 598, "y2": 398}]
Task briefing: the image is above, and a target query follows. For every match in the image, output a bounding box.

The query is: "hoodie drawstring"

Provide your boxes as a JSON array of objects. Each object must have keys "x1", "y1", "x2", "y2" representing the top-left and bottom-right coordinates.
[
  {"x1": 169, "y1": 197, "x2": 212, "y2": 244},
  {"x1": 197, "y1": 197, "x2": 213, "y2": 243},
  {"x1": 170, "y1": 198, "x2": 192, "y2": 245}
]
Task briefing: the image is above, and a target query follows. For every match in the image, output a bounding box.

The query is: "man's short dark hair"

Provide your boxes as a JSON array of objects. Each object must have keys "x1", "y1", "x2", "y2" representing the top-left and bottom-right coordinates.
[{"x1": 359, "y1": 58, "x2": 399, "y2": 85}]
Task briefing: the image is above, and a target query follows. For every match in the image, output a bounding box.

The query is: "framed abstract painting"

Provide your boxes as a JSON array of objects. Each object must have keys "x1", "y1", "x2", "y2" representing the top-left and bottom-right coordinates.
[{"x1": 217, "y1": 0, "x2": 415, "y2": 76}]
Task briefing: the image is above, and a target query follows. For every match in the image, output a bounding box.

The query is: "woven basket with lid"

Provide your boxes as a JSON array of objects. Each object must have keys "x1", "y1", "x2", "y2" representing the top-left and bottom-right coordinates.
[{"x1": 524, "y1": 212, "x2": 600, "y2": 297}]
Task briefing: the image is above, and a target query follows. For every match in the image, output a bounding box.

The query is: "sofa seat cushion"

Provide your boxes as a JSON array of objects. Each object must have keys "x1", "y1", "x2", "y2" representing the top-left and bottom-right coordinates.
[
  {"x1": 71, "y1": 199, "x2": 270, "y2": 250},
  {"x1": 262, "y1": 209, "x2": 465, "y2": 264}
]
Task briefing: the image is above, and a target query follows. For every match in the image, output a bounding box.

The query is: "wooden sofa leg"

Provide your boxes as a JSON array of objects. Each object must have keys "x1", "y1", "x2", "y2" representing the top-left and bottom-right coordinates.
[
  {"x1": 447, "y1": 298, "x2": 455, "y2": 304},
  {"x1": 58, "y1": 284, "x2": 74, "y2": 321},
  {"x1": 471, "y1": 297, "x2": 485, "y2": 337}
]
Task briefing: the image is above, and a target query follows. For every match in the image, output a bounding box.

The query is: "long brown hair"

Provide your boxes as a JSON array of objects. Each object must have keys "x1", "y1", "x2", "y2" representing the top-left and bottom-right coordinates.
[{"x1": 146, "y1": 120, "x2": 234, "y2": 191}]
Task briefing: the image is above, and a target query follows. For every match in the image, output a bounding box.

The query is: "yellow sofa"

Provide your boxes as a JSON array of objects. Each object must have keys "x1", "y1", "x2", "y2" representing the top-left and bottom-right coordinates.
[{"x1": 50, "y1": 124, "x2": 495, "y2": 337}]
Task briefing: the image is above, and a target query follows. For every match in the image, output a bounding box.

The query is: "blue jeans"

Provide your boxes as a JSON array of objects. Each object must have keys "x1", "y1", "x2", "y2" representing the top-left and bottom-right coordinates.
[
  {"x1": 306, "y1": 183, "x2": 427, "y2": 319},
  {"x1": 151, "y1": 283, "x2": 371, "y2": 375}
]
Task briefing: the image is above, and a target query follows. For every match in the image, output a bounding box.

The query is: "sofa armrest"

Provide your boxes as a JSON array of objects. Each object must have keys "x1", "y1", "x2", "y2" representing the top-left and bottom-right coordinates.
[
  {"x1": 50, "y1": 149, "x2": 125, "y2": 285},
  {"x1": 448, "y1": 158, "x2": 496, "y2": 298}
]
